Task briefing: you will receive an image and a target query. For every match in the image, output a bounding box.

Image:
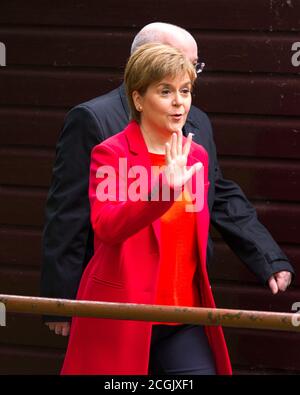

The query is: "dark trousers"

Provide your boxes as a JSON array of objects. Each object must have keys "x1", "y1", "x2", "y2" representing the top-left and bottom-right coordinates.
[{"x1": 149, "y1": 324, "x2": 216, "y2": 375}]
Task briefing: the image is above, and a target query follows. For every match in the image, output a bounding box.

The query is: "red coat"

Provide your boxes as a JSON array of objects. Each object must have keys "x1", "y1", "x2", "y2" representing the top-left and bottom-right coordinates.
[{"x1": 61, "y1": 121, "x2": 232, "y2": 375}]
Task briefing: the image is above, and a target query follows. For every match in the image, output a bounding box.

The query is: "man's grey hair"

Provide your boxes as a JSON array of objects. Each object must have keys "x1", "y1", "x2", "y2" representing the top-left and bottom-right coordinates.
[{"x1": 130, "y1": 22, "x2": 194, "y2": 54}]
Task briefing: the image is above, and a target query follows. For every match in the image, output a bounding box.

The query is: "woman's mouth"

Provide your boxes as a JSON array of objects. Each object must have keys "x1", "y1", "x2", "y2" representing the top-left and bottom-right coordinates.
[{"x1": 170, "y1": 114, "x2": 183, "y2": 121}]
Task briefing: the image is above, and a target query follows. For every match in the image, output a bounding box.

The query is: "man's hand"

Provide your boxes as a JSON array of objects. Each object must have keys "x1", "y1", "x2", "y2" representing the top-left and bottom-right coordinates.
[
  {"x1": 45, "y1": 322, "x2": 70, "y2": 336},
  {"x1": 268, "y1": 271, "x2": 292, "y2": 294}
]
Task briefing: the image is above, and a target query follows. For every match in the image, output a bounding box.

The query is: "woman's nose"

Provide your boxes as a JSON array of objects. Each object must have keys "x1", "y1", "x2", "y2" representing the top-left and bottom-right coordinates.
[{"x1": 172, "y1": 92, "x2": 183, "y2": 106}]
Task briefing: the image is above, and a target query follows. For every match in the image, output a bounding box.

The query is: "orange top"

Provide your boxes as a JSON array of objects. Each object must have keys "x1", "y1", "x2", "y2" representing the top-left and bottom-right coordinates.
[{"x1": 149, "y1": 152, "x2": 201, "y2": 325}]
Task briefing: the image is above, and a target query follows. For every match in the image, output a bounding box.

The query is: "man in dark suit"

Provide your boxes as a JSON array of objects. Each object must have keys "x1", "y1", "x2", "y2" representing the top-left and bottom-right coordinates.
[{"x1": 41, "y1": 22, "x2": 294, "y2": 336}]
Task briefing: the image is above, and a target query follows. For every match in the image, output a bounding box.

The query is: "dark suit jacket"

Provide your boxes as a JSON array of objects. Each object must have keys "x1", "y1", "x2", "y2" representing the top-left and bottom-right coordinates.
[{"x1": 40, "y1": 84, "x2": 295, "y2": 322}]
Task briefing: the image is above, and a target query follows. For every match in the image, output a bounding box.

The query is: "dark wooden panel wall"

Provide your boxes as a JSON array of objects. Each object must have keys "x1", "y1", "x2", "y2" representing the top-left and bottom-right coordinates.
[{"x1": 0, "y1": 0, "x2": 299, "y2": 375}]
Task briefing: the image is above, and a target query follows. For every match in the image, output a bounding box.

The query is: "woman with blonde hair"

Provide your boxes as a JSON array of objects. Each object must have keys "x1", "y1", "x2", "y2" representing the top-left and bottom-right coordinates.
[{"x1": 61, "y1": 43, "x2": 232, "y2": 375}]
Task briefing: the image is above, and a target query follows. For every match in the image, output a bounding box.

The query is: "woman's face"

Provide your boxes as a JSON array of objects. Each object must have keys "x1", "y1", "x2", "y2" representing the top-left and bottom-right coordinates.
[{"x1": 133, "y1": 72, "x2": 193, "y2": 135}]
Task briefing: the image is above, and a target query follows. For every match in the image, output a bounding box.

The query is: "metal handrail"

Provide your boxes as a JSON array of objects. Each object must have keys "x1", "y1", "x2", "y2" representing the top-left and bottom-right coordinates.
[{"x1": 0, "y1": 294, "x2": 299, "y2": 332}]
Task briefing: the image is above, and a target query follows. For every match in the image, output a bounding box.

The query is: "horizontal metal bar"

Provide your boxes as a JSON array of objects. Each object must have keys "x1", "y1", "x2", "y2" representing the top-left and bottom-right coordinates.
[{"x1": 0, "y1": 294, "x2": 299, "y2": 332}]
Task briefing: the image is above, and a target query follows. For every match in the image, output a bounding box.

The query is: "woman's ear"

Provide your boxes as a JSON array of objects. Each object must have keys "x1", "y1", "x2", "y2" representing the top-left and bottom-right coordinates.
[{"x1": 132, "y1": 90, "x2": 143, "y2": 112}]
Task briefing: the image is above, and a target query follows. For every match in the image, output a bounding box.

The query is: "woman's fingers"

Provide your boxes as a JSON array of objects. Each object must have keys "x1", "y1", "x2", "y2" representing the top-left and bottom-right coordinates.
[
  {"x1": 184, "y1": 162, "x2": 202, "y2": 183},
  {"x1": 170, "y1": 130, "x2": 193, "y2": 160},
  {"x1": 171, "y1": 133, "x2": 177, "y2": 159},
  {"x1": 165, "y1": 142, "x2": 172, "y2": 164},
  {"x1": 165, "y1": 131, "x2": 195, "y2": 185},
  {"x1": 183, "y1": 133, "x2": 193, "y2": 157},
  {"x1": 176, "y1": 128, "x2": 183, "y2": 156}
]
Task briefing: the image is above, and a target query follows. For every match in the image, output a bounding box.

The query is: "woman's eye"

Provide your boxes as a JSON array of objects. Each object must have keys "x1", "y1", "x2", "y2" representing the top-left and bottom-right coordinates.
[
  {"x1": 161, "y1": 89, "x2": 171, "y2": 95},
  {"x1": 181, "y1": 88, "x2": 191, "y2": 94}
]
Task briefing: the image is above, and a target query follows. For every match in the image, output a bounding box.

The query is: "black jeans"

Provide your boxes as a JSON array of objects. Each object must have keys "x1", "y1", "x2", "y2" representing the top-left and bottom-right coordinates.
[{"x1": 149, "y1": 324, "x2": 216, "y2": 375}]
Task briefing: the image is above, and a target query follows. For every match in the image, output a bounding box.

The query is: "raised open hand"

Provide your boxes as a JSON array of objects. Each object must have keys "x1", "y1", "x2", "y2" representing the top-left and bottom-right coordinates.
[{"x1": 164, "y1": 129, "x2": 202, "y2": 190}]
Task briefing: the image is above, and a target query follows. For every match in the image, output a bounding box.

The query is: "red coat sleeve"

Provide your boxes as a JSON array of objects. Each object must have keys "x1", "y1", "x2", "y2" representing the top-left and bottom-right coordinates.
[{"x1": 89, "y1": 143, "x2": 178, "y2": 244}]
